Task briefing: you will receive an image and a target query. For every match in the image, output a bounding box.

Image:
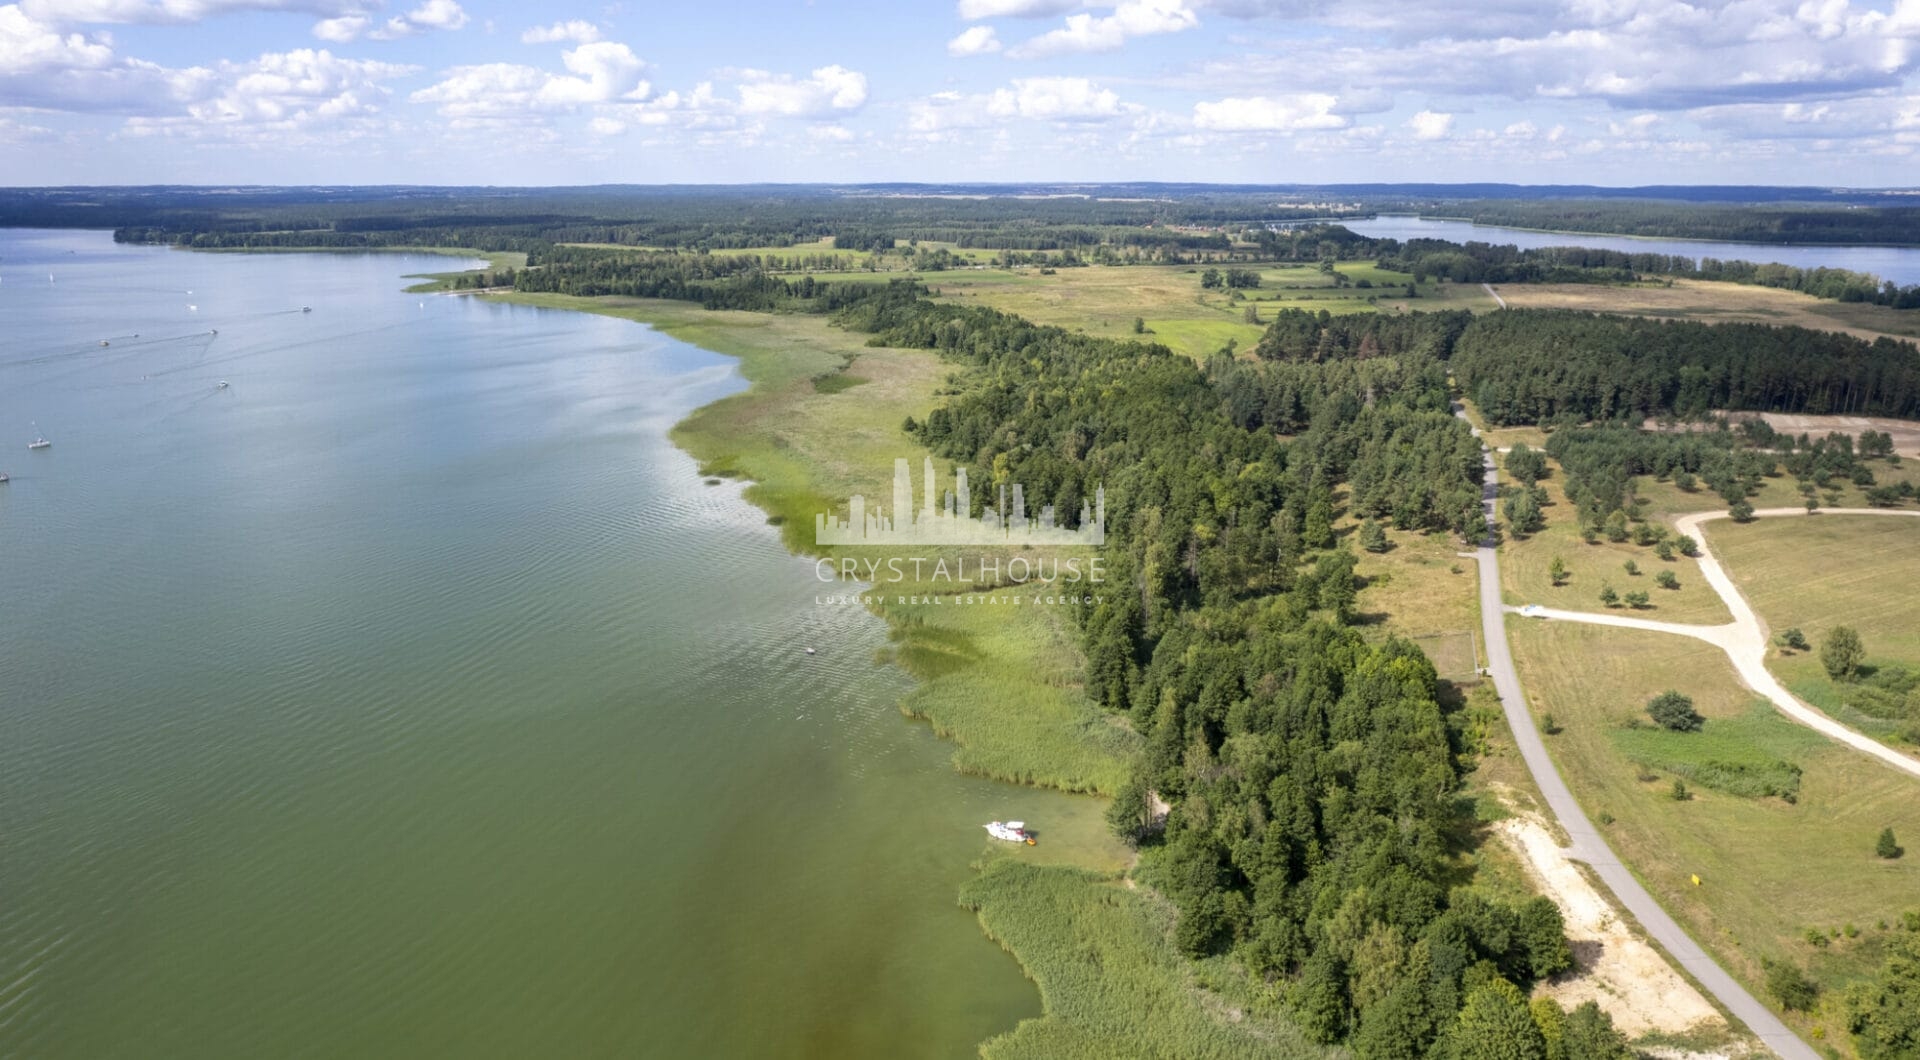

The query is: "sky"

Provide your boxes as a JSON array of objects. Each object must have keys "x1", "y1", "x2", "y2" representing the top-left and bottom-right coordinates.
[{"x1": 2, "y1": 0, "x2": 1919, "y2": 186}]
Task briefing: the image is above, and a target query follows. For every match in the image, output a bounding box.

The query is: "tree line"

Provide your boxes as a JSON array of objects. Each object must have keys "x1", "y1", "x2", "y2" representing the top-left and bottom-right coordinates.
[{"x1": 1452, "y1": 309, "x2": 1920, "y2": 423}]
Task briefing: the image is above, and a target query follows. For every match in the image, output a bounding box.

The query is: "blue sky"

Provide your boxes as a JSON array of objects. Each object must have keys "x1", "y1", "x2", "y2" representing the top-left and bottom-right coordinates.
[{"x1": 2, "y1": 0, "x2": 1919, "y2": 185}]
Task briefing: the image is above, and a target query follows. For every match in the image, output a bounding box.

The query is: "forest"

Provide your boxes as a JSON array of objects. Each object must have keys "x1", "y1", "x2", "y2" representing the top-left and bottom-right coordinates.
[{"x1": 1451, "y1": 309, "x2": 1920, "y2": 424}]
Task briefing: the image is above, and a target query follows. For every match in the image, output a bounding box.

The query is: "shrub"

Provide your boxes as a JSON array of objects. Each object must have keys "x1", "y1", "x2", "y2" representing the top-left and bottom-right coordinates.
[
  {"x1": 1647, "y1": 691, "x2": 1704, "y2": 732},
  {"x1": 1763, "y1": 958, "x2": 1818, "y2": 1011},
  {"x1": 1878, "y1": 827, "x2": 1904, "y2": 860},
  {"x1": 1655, "y1": 569, "x2": 1679, "y2": 590}
]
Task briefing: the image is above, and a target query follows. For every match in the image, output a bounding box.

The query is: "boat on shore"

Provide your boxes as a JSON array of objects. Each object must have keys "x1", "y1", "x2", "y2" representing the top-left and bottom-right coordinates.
[{"x1": 985, "y1": 821, "x2": 1035, "y2": 845}]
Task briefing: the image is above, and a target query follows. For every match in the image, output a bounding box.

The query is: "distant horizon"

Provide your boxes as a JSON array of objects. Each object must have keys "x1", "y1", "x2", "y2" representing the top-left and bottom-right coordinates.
[{"x1": 4, "y1": 180, "x2": 1920, "y2": 195}]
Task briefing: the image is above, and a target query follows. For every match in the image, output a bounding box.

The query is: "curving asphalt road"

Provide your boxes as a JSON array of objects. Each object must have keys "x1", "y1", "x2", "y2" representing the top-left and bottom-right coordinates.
[{"x1": 1461, "y1": 438, "x2": 1819, "y2": 1060}]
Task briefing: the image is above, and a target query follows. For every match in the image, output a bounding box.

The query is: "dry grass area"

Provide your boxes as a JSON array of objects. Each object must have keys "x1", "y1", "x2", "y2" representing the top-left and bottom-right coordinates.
[
  {"x1": 1493, "y1": 454, "x2": 1735, "y2": 624},
  {"x1": 1506, "y1": 619, "x2": 1920, "y2": 1052},
  {"x1": 1492, "y1": 278, "x2": 1920, "y2": 344}
]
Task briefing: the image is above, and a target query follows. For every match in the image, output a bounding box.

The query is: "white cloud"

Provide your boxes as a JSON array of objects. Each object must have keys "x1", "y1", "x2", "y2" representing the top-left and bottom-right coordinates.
[
  {"x1": 0, "y1": 4, "x2": 115, "y2": 76},
  {"x1": 1503, "y1": 119, "x2": 1536, "y2": 137},
  {"x1": 411, "y1": 41, "x2": 649, "y2": 122},
  {"x1": 807, "y1": 123, "x2": 854, "y2": 141},
  {"x1": 1008, "y1": 0, "x2": 1197, "y2": 57},
  {"x1": 957, "y1": 0, "x2": 1079, "y2": 18},
  {"x1": 1191, "y1": 93, "x2": 1345, "y2": 131},
  {"x1": 19, "y1": 0, "x2": 355, "y2": 23},
  {"x1": 119, "y1": 47, "x2": 414, "y2": 141},
  {"x1": 735, "y1": 64, "x2": 866, "y2": 117},
  {"x1": 308, "y1": 0, "x2": 464, "y2": 41},
  {"x1": 988, "y1": 76, "x2": 1122, "y2": 120},
  {"x1": 947, "y1": 24, "x2": 1001, "y2": 56},
  {"x1": 521, "y1": 18, "x2": 600, "y2": 44},
  {"x1": 586, "y1": 115, "x2": 624, "y2": 136},
  {"x1": 1406, "y1": 109, "x2": 1451, "y2": 139},
  {"x1": 311, "y1": 13, "x2": 363, "y2": 40}
]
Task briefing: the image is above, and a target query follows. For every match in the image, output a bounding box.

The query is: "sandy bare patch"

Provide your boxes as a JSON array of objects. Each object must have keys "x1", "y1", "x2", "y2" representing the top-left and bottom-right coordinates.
[
  {"x1": 1495, "y1": 814, "x2": 1727, "y2": 1042},
  {"x1": 1710, "y1": 411, "x2": 1920, "y2": 459}
]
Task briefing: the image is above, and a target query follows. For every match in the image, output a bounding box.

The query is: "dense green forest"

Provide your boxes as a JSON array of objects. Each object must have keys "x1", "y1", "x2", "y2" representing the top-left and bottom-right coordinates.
[{"x1": 1453, "y1": 310, "x2": 1920, "y2": 423}]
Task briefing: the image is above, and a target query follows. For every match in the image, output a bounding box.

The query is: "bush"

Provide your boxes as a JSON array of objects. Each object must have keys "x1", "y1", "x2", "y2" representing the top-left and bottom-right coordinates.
[
  {"x1": 1655, "y1": 569, "x2": 1679, "y2": 590},
  {"x1": 1764, "y1": 958, "x2": 1819, "y2": 1012},
  {"x1": 1777, "y1": 627, "x2": 1810, "y2": 651},
  {"x1": 1624, "y1": 589, "x2": 1650, "y2": 609},
  {"x1": 1670, "y1": 778, "x2": 1690, "y2": 801},
  {"x1": 1878, "y1": 827, "x2": 1904, "y2": 860},
  {"x1": 1648, "y1": 690, "x2": 1704, "y2": 732}
]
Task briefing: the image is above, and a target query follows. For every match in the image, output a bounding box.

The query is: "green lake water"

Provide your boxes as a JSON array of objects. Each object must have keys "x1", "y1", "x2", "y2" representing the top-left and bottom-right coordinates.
[{"x1": 0, "y1": 231, "x2": 1107, "y2": 1058}]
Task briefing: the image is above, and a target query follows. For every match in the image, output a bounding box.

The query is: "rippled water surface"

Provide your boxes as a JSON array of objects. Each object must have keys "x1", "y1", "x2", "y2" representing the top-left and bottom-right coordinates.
[{"x1": 0, "y1": 231, "x2": 1099, "y2": 1058}]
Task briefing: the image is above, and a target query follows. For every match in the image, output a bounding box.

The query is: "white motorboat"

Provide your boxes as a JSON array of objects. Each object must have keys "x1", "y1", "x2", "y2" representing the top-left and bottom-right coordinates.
[
  {"x1": 217, "y1": 381, "x2": 230, "y2": 390},
  {"x1": 985, "y1": 821, "x2": 1034, "y2": 845},
  {"x1": 27, "y1": 423, "x2": 49, "y2": 450}
]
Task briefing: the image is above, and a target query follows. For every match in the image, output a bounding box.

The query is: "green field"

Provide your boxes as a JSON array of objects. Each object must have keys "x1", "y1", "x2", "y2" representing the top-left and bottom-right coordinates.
[
  {"x1": 1710, "y1": 514, "x2": 1920, "y2": 747},
  {"x1": 914, "y1": 262, "x2": 1495, "y2": 360},
  {"x1": 1506, "y1": 618, "x2": 1920, "y2": 1050}
]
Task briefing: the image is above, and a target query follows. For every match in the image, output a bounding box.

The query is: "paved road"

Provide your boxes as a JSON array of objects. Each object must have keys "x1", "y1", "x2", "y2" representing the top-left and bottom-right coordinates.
[
  {"x1": 1463, "y1": 443, "x2": 1818, "y2": 1060},
  {"x1": 1510, "y1": 508, "x2": 1920, "y2": 782}
]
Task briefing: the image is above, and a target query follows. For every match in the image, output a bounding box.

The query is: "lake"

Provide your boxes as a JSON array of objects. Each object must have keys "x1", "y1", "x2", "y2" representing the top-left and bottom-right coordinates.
[
  {"x1": 1344, "y1": 215, "x2": 1920, "y2": 287},
  {"x1": 0, "y1": 230, "x2": 1106, "y2": 1058}
]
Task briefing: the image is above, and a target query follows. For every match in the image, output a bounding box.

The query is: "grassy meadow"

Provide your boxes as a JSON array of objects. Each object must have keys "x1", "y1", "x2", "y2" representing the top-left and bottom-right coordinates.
[
  {"x1": 1709, "y1": 514, "x2": 1920, "y2": 749},
  {"x1": 1492, "y1": 451, "x2": 1735, "y2": 624},
  {"x1": 1506, "y1": 618, "x2": 1920, "y2": 1050},
  {"x1": 918, "y1": 262, "x2": 1496, "y2": 360}
]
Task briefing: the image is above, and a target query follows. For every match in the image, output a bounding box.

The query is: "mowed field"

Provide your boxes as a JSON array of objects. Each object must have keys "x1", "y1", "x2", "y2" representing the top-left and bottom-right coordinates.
[
  {"x1": 1506, "y1": 618, "x2": 1920, "y2": 1050},
  {"x1": 1492, "y1": 277, "x2": 1920, "y2": 344},
  {"x1": 1709, "y1": 513, "x2": 1920, "y2": 746}
]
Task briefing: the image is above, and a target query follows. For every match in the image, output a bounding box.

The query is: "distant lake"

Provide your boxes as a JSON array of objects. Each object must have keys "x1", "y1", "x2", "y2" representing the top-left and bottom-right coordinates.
[
  {"x1": 0, "y1": 230, "x2": 1103, "y2": 1058},
  {"x1": 1344, "y1": 215, "x2": 1920, "y2": 287}
]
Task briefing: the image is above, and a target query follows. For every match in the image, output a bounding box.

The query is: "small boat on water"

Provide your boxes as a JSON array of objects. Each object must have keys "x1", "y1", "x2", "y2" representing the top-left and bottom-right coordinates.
[
  {"x1": 302, "y1": 306, "x2": 312, "y2": 313},
  {"x1": 985, "y1": 821, "x2": 1035, "y2": 845},
  {"x1": 217, "y1": 381, "x2": 230, "y2": 390},
  {"x1": 0, "y1": 472, "x2": 10, "y2": 483},
  {"x1": 27, "y1": 423, "x2": 49, "y2": 450},
  {"x1": 99, "y1": 340, "x2": 110, "y2": 347},
  {"x1": 804, "y1": 647, "x2": 817, "y2": 655}
]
